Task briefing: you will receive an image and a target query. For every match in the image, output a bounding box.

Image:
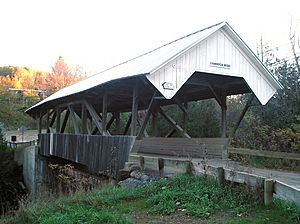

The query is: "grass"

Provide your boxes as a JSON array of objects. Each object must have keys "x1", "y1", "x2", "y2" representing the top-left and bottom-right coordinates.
[{"x1": 1, "y1": 174, "x2": 299, "y2": 224}]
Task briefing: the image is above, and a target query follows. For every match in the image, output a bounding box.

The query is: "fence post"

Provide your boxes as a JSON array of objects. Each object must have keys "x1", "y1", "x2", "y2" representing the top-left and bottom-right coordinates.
[
  {"x1": 264, "y1": 179, "x2": 274, "y2": 206},
  {"x1": 217, "y1": 167, "x2": 225, "y2": 186},
  {"x1": 158, "y1": 158, "x2": 164, "y2": 177},
  {"x1": 139, "y1": 156, "x2": 145, "y2": 170}
]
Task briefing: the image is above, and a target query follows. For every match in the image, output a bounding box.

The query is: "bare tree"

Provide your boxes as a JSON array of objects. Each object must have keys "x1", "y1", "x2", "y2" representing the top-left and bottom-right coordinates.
[{"x1": 289, "y1": 19, "x2": 300, "y2": 76}]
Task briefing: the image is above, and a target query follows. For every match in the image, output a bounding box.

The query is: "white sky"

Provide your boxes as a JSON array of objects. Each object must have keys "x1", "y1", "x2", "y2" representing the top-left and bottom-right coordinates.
[{"x1": 0, "y1": 0, "x2": 299, "y2": 75}]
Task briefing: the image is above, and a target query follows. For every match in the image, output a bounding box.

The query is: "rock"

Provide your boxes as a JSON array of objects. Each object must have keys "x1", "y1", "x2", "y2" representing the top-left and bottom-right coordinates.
[
  {"x1": 118, "y1": 178, "x2": 145, "y2": 188},
  {"x1": 130, "y1": 170, "x2": 143, "y2": 179},
  {"x1": 117, "y1": 169, "x2": 130, "y2": 181},
  {"x1": 124, "y1": 162, "x2": 141, "y2": 172},
  {"x1": 141, "y1": 174, "x2": 150, "y2": 181}
]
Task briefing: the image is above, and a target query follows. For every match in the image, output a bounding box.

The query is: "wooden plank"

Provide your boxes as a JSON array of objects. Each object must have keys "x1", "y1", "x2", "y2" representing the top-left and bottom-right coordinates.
[
  {"x1": 136, "y1": 137, "x2": 228, "y2": 158},
  {"x1": 157, "y1": 107, "x2": 191, "y2": 138},
  {"x1": 228, "y1": 147, "x2": 300, "y2": 161}
]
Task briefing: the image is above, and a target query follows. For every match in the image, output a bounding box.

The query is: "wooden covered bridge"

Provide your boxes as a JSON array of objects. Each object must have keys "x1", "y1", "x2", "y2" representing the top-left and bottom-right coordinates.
[{"x1": 26, "y1": 22, "x2": 282, "y2": 173}]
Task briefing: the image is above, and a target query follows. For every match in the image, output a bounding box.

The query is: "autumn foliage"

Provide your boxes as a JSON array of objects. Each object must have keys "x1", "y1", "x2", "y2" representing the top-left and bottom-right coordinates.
[{"x1": 0, "y1": 56, "x2": 85, "y2": 98}]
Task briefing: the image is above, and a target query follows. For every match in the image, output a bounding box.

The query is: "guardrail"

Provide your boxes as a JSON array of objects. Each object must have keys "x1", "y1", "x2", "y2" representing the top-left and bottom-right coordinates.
[
  {"x1": 228, "y1": 147, "x2": 300, "y2": 161},
  {"x1": 7, "y1": 140, "x2": 37, "y2": 148},
  {"x1": 129, "y1": 154, "x2": 300, "y2": 207}
]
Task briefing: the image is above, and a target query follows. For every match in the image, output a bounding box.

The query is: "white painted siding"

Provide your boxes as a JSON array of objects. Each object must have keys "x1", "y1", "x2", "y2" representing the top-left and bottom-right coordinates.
[{"x1": 146, "y1": 29, "x2": 276, "y2": 105}]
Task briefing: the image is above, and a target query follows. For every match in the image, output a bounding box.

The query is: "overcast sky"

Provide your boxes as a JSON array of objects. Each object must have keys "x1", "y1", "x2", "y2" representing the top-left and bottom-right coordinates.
[{"x1": 0, "y1": 0, "x2": 299, "y2": 75}]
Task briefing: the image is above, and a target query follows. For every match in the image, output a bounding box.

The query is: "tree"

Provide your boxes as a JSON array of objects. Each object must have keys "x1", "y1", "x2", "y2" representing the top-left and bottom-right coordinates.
[{"x1": 45, "y1": 56, "x2": 84, "y2": 94}]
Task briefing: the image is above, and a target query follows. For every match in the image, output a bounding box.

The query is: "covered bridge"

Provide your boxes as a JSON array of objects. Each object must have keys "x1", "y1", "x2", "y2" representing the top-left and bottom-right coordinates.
[{"x1": 26, "y1": 22, "x2": 282, "y2": 172}]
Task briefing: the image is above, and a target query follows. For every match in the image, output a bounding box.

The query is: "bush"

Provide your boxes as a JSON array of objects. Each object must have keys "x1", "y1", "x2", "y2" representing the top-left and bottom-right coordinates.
[{"x1": 0, "y1": 128, "x2": 23, "y2": 215}]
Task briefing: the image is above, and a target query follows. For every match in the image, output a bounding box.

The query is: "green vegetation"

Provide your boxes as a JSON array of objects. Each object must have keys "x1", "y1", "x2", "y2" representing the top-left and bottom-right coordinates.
[
  {"x1": 0, "y1": 128, "x2": 23, "y2": 215},
  {"x1": 2, "y1": 175, "x2": 299, "y2": 223}
]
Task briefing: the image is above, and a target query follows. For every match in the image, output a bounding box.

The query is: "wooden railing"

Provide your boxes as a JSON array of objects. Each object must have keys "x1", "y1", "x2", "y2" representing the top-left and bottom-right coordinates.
[
  {"x1": 229, "y1": 147, "x2": 300, "y2": 161},
  {"x1": 38, "y1": 133, "x2": 135, "y2": 172}
]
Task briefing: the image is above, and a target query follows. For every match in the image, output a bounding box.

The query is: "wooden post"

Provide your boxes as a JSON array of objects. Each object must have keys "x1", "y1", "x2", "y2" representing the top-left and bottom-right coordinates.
[
  {"x1": 48, "y1": 110, "x2": 57, "y2": 133},
  {"x1": 37, "y1": 114, "x2": 42, "y2": 134},
  {"x1": 123, "y1": 114, "x2": 132, "y2": 135},
  {"x1": 81, "y1": 104, "x2": 87, "y2": 134},
  {"x1": 102, "y1": 90, "x2": 108, "y2": 134},
  {"x1": 217, "y1": 167, "x2": 225, "y2": 186},
  {"x1": 140, "y1": 156, "x2": 145, "y2": 170},
  {"x1": 56, "y1": 107, "x2": 61, "y2": 133},
  {"x1": 183, "y1": 99, "x2": 188, "y2": 133},
  {"x1": 158, "y1": 158, "x2": 164, "y2": 177},
  {"x1": 131, "y1": 84, "x2": 138, "y2": 136},
  {"x1": 46, "y1": 109, "x2": 49, "y2": 133},
  {"x1": 152, "y1": 108, "x2": 158, "y2": 137},
  {"x1": 221, "y1": 90, "x2": 227, "y2": 138},
  {"x1": 264, "y1": 179, "x2": 274, "y2": 206},
  {"x1": 115, "y1": 112, "x2": 120, "y2": 135}
]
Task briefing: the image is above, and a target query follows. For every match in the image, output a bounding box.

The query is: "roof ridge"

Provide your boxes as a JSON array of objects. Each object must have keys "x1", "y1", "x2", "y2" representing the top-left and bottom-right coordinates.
[{"x1": 89, "y1": 21, "x2": 225, "y2": 77}]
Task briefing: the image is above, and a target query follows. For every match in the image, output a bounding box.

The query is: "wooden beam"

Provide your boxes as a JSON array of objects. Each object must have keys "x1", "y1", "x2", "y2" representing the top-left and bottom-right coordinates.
[
  {"x1": 48, "y1": 110, "x2": 57, "y2": 133},
  {"x1": 207, "y1": 82, "x2": 222, "y2": 106},
  {"x1": 68, "y1": 105, "x2": 80, "y2": 134},
  {"x1": 174, "y1": 97, "x2": 188, "y2": 114},
  {"x1": 136, "y1": 92, "x2": 156, "y2": 139},
  {"x1": 152, "y1": 108, "x2": 158, "y2": 137},
  {"x1": 81, "y1": 104, "x2": 87, "y2": 134},
  {"x1": 123, "y1": 114, "x2": 132, "y2": 135},
  {"x1": 230, "y1": 94, "x2": 254, "y2": 138},
  {"x1": 165, "y1": 128, "x2": 176, "y2": 138},
  {"x1": 221, "y1": 89, "x2": 227, "y2": 138},
  {"x1": 46, "y1": 109, "x2": 50, "y2": 133},
  {"x1": 61, "y1": 109, "x2": 70, "y2": 133},
  {"x1": 115, "y1": 112, "x2": 120, "y2": 135},
  {"x1": 228, "y1": 147, "x2": 300, "y2": 161},
  {"x1": 56, "y1": 107, "x2": 61, "y2": 133},
  {"x1": 106, "y1": 114, "x2": 115, "y2": 131},
  {"x1": 157, "y1": 107, "x2": 191, "y2": 138},
  {"x1": 102, "y1": 90, "x2": 108, "y2": 133},
  {"x1": 183, "y1": 98, "x2": 188, "y2": 132},
  {"x1": 131, "y1": 84, "x2": 138, "y2": 136},
  {"x1": 83, "y1": 100, "x2": 110, "y2": 136},
  {"x1": 37, "y1": 114, "x2": 42, "y2": 134}
]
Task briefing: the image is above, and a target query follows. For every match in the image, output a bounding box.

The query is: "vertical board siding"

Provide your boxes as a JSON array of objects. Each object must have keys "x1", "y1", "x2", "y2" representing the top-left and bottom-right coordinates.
[
  {"x1": 38, "y1": 134, "x2": 135, "y2": 173},
  {"x1": 146, "y1": 29, "x2": 276, "y2": 105}
]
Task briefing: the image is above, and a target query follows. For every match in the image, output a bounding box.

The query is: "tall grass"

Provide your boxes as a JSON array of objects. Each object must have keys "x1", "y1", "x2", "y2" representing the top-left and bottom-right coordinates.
[{"x1": 1, "y1": 174, "x2": 299, "y2": 224}]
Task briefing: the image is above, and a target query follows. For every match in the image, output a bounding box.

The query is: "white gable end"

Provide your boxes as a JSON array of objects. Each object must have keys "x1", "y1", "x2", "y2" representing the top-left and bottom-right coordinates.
[{"x1": 146, "y1": 28, "x2": 277, "y2": 105}]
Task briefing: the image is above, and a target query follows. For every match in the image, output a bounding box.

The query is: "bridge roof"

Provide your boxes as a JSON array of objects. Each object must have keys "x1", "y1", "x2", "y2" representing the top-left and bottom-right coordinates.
[{"x1": 26, "y1": 21, "x2": 282, "y2": 116}]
